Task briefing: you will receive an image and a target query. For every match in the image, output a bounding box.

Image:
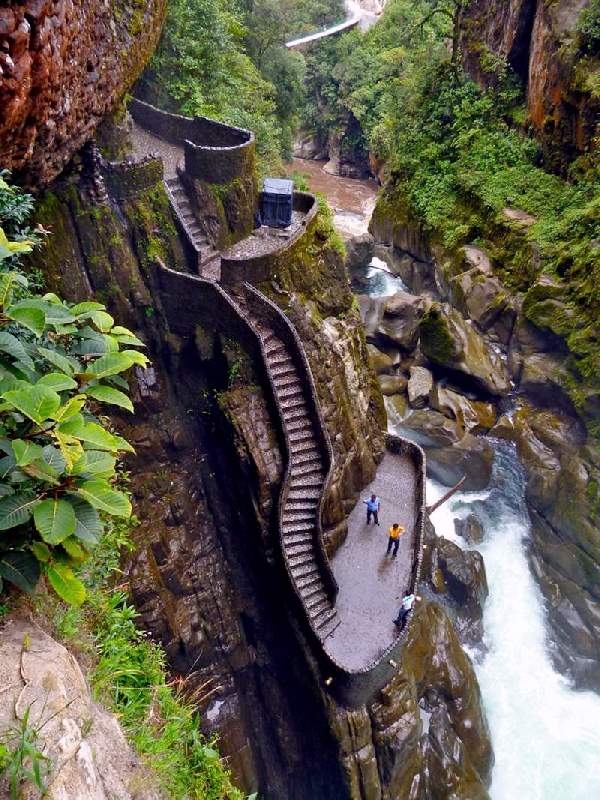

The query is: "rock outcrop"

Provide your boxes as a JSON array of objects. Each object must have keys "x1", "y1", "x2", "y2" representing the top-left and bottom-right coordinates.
[
  {"x1": 0, "y1": 0, "x2": 166, "y2": 186},
  {"x1": 460, "y1": 0, "x2": 599, "y2": 169},
  {"x1": 0, "y1": 618, "x2": 159, "y2": 800}
]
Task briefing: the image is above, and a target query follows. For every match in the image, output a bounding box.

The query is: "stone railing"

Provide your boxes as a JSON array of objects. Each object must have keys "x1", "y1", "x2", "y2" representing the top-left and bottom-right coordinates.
[
  {"x1": 129, "y1": 97, "x2": 255, "y2": 185},
  {"x1": 151, "y1": 261, "x2": 426, "y2": 708},
  {"x1": 220, "y1": 192, "x2": 319, "y2": 284}
]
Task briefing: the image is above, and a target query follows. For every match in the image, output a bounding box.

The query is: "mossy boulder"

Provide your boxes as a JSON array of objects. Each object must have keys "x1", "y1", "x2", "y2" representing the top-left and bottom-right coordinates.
[{"x1": 420, "y1": 304, "x2": 510, "y2": 397}]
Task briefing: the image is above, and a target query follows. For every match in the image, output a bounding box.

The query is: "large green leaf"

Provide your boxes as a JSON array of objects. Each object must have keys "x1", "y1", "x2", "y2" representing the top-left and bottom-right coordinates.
[
  {"x1": 61, "y1": 536, "x2": 86, "y2": 560},
  {"x1": 33, "y1": 498, "x2": 77, "y2": 544},
  {"x1": 84, "y1": 384, "x2": 134, "y2": 412},
  {"x1": 68, "y1": 497, "x2": 103, "y2": 546},
  {"x1": 37, "y1": 346, "x2": 78, "y2": 375},
  {"x1": 50, "y1": 395, "x2": 86, "y2": 423},
  {"x1": 58, "y1": 417, "x2": 131, "y2": 452},
  {"x1": 111, "y1": 326, "x2": 146, "y2": 348},
  {"x1": 2, "y1": 385, "x2": 61, "y2": 425},
  {"x1": 0, "y1": 271, "x2": 27, "y2": 308},
  {"x1": 0, "y1": 332, "x2": 34, "y2": 370},
  {"x1": 0, "y1": 228, "x2": 34, "y2": 261},
  {"x1": 42, "y1": 445, "x2": 66, "y2": 474},
  {"x1": 71, "y1": 449, "x2": 116, "y2": 478},
  {"x1": 0, "y1": 493, "x2": 38, "y2": 530},
  {"x1": 90, "y1": 310, "x2": 114, "y2": 332},
  {"x1": 75, "y1": 480, "x2": 131, "y2": 517},
  {"x1": 21, "y1": 298, "x2": 75, "y2": 326},
  {"x1": 12, "y1": 439, "x2": 44, "y2": 467},
  {"x1": 121, "y1": 349, "x2": 149, "y2": 367},
  {"x1": 71, "y1": 301, "x2": 106, "y2": 315},
  {"x1": 85, "y1": 352, "x2": 136, "y2": 379},
  {"x1": 6, "y1": 305, "x2": 46, "y2": 337},
  {"x1": 37, "y1": 372, "x2": 78, "y2": 392},
  {"x1": 46, "y1": 563, "x2": 86, "y2": 606},
  {"x1": 0, "y1": 550, "x2": 40, "y2": 593}
]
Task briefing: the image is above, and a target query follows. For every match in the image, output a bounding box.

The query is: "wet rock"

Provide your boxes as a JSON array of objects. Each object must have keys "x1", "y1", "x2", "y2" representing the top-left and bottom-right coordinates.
[
  {"x1": 450, "y1": 268, "x2": 517, "y2": 345},
  {"x1": 430, "y1": 384, "x2": 497, "y2": 435},
  {"x1": 386, "y1": 393, "x2": 408, "y2": 421},
  {"x1": 358, "y1": 295, "x2": 386, "y2": 337},
  {"x1": 345, "y1": 232, "x2": 375, "y2": 269},
  {"x1": 455, "y1": 513, "x2": 485, "y2": 545},
  {"x1": 369, "y1": 601, "x2": 493, "y2": 796},
  {"x1": 367, "y1": 343, "x2": 395, "y2": 375},
  {"x1": 378, "y1": 374, "x2": 408, "y2": 396},
  {"x1": 420, "y1": 303, "x2": 510, "y2": 396},
  {"x1": 432, "y1": 537, "x2": 488, "y2": 646},
  {"x1": 427, "y1": 433, "x2": 495, "y2": 491},
  {"x1": 293, "y1": 136, "x2": 328, "y2": 160},
  {"x1": 519, "y1": 352, "x2": 575, "y2": 412},
  {"x1": 377, "y1": 290, "x2": 425, "y2": 351},
  {"x1": 399, "y1": 408, "x2": 461, "y2": 448},
  {"x1": 489, "y1": 413, "x2": 516, "y2": 440},
  {"x1": 407, "y1": 365, "x2": 434, "y2": 408}
]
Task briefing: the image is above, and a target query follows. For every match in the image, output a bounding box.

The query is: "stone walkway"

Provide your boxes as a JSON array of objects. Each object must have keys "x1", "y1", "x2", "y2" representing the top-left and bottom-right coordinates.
[
  {"x1": 130, "y1": 121, "x2": 182, "y2": 178},
  {"x1": 324, "y1": 449, "x2": 417, "y2": 670}
]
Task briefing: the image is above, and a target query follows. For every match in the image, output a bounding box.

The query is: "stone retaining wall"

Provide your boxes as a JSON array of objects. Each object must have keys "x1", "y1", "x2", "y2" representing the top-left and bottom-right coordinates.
[
  {"x1": 220, "y1": 192, "x2": 319, "y2": 284},
  {"x1": 129, "y1": 97, "x2": 256, "y2": 185}
]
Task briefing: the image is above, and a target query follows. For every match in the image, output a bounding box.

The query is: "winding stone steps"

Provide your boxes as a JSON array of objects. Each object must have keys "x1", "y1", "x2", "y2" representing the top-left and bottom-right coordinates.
[
  {"x1": 230, "y1": 287, "x2": 341, "y2": 642},
  {"x1": 165, "y1": 176, "x2": 221, "y2": 279}
]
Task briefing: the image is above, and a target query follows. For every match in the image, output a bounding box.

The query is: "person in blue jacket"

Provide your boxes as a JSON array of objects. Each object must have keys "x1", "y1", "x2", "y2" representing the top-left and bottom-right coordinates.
[{"x1": 363, "y1": 493, "x2": 381, "y2": 525}]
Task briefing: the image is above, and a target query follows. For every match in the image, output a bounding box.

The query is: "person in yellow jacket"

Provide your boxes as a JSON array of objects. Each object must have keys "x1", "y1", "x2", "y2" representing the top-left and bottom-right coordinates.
[{"x1": 386, "y1": 522, "x2": 405, "y2": 557}]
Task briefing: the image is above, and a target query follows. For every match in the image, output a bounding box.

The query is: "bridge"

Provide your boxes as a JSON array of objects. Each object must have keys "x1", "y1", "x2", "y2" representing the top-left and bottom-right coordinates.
[
  {"x1": 126, "y1": 98, "x2": 425, "y2": 706},
  {"x1": 285, "y1": 1, "x2": 383, "y2": 50}
]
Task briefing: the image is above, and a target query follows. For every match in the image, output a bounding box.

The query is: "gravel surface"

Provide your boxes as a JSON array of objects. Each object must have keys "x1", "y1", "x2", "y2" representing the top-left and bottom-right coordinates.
[{"x1": 130, "y1": 121, "x2": 183, "y2": 178}]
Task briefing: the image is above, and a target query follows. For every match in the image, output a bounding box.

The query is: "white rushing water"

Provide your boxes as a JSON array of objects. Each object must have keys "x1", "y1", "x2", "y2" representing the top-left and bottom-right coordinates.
[
  {"x1": 428, "y1": 443, "x2": 600, "y2": 799},
  {"x1": 362, "y1": 256, "x2": 408, "y2": 296}
]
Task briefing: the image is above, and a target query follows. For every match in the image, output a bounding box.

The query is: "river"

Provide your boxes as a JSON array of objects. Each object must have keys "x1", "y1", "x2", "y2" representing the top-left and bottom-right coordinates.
[{"x1": 298, "y1": 163, "x2": 600, "y2": 799}]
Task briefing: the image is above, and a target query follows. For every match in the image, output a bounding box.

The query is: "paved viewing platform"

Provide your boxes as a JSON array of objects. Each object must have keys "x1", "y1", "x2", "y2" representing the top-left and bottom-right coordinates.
[
  {"x1": 325, "y1": 449, "x2": 417, "y2": 670},
  {"x1": 131, "y1": 121, "x2": 181, "y2": 178}
]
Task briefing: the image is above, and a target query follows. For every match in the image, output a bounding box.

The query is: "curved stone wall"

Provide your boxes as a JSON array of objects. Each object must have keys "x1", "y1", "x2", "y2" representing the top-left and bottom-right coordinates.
[
  {"x1": 220, "y1": 192, "x2": 319, "y2": 284},
  {"x1": 129, "y1": 98, "x2": 256, "y2": 185}
]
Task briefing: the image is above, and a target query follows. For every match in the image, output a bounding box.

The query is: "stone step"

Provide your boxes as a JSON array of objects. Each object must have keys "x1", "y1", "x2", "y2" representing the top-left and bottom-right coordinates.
[
  {"x1": 264, "y1": 338, "x2": 286, "y2": 356},
  {"x1": 312, "y1": 604, "x2": 336, "y2": 628},
  {"x1": 270, "y1": 362, "x2": 296, "y2": 378},
  {"x1": 269, "y1": 352, "x2": 294, "y2": 368},
  {"x1": 282, "y1": 509, "x2": 315, "y2": 524},
  {"x1": 272, "y1": 373, "x2": 300, "y2": 390},
  {"x1": 307, "y1": 596, "x2": 330, "y2": 617},
  {"x1": 289, "y1": 444, "x2": 320, "y2": 461},
  {"x1": 302, "y1": 584, "x2": 326, "y2": 606},
  {"x1": 282, "y1": 519, "x2": 313, "y2": 534},
  {"x1": 289, "y1": 450, "x2": 321, "y2": 467},
  {"x1": 318, "y1": 614, "x2": 341, "y2": 641},
  {"x1": 288, "y1": 552, "x2": 315, "y2": 570},
  {"x1": 287, "y1": 487, "x2": 321, "y2": 501},
  {"x1": 296, "y1": 573, "x2": 322, "y2": 593},
  {"x1": 289, "y1": 478, "x2": 322, "y2": 493},
  {"x1": 276, "y1": 383, "x2": 303, "y2": 400},
  {"x1": 288, "y1": 431, "x2": 314, "y2": 447},
  {"x1": 286, "y1": 417, "x2": 310, "y2": 432},
  {"x1": 292, "y1": 562, "x2": 320, "y2": 579},
  {"x1": 286, "y1": 542, "x2": 314, "y2": 558},
  {"x1": 290, "y1": 461, "x2": 323, "y2": 478},
  {"x1": 283, "y1": 531, "x2": 314, "y2": 546},
  {"x1": 279, "y1": 402, "x2": 308, "y2": 419}
]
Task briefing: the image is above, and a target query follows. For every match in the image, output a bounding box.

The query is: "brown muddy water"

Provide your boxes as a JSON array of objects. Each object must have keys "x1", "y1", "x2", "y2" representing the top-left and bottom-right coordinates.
[{"x1": 286, "y1": 157, "x2": 379, "y2": 237}]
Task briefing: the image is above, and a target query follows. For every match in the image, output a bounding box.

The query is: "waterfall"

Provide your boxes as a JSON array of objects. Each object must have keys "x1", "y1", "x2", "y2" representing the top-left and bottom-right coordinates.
[{"x1": 428, "y1": 443, "x2": 600, "y2": 798}]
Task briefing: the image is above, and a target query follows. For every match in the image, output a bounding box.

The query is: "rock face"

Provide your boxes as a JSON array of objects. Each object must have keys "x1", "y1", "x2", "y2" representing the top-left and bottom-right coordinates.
[
  {"x1": 0, "y1": 0, "x2": 166, "y2": 186},
  {"x1": 460, "y1": 0, "x2": 599, "y2": 168},
  {"x1": 0, "y1": 618, "x2": 159, "y2": 800}
]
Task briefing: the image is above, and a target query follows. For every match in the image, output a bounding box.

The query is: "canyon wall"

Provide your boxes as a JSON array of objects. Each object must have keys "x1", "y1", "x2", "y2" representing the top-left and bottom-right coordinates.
[
  {"x1": 461, "y1": 0, "x2": 599, "y2": 169},
  {"x1": 0, "y1": 0, "x2": 166, "y2": 187}
]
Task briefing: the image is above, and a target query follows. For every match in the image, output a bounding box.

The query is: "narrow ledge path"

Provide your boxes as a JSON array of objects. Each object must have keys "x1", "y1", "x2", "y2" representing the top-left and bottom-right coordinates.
[{"x1": 325, "y1": 450, "x2": 417, "y2": 670}]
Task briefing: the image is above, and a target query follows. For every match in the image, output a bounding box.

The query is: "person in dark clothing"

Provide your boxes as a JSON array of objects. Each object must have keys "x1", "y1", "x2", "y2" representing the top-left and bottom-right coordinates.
[
  {"x1": 363, "y1": 493, "x2": 380, "y2": 525},
  {"x1": 386, "y1": 522, "x2": 405, "y2": 557}
]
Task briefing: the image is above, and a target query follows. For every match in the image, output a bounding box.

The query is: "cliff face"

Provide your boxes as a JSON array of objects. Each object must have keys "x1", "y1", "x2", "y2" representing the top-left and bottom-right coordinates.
[
  {"x1": 30, "y1": 138, "x2": 491, "y2": 798},
  {"x1": 461, "y1": 0, "x2": 599, "y2": 168},
  {"x1": 0, "y1": 0, "x2": 166, "y2": 187}
]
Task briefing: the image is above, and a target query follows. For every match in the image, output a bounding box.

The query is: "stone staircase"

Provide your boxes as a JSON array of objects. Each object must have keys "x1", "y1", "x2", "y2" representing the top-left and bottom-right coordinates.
[
  {"x1": 232, "y1": 288, "x2": 340, "y2": 641},
  {"x1": 165, "y1": 176, "x2": 221, "y2": 280}
]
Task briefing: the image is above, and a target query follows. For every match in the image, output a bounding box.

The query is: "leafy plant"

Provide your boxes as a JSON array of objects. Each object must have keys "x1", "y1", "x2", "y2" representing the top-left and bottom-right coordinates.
[
  {"x1": 0, "y1": 179, "x2": 147, "y2": 606},
  {"x1": 0, "y1": 705, "x2": 52, "y2": 800}
]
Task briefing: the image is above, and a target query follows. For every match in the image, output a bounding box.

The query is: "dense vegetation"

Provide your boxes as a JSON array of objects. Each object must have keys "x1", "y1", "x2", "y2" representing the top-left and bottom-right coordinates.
[
  {"x1": 139, "y1": 0, "x2": 344, "y2": 169},
  {"x1": 0, "y1": 178, "x2": 243, "y2": 799},
  {"x1": 299, "y1": 0, "x2": 600, "y2": 419}
]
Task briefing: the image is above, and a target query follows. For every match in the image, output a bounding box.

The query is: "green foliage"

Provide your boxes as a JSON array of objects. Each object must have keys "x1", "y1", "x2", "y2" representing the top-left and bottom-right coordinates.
[
  {"x1": 0, "y1": 178, "x2": 147, "y2": 605},
  {"x1": 578, "y1": 0, "x2": 600, "y2": 56},
  {"x1": 0, "y1": 705, "x2": 52, "y2": 800}
]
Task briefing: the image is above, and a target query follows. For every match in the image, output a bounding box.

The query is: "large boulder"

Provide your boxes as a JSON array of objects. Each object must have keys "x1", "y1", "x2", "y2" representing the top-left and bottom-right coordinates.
[
  {"x1": 407, "y1": 365, "x2": 434, "y2": 408},
  {"x1": 367, "y1": 343, "x2": 395, "y2": 374},
  {"x1": 378, "y1": 374, "x2": 408, "y2": 396},
  {"x1": 430, "y1": 384, "x2": 497, "y2": 435},
  {"x1": 0, "y1": 618, "x2": 159, "y2": 800},
  {"x1": 398, "y1": 407, "x2": 461, "y2": 448},
  {"x1": 419, "y1": 303, "x2": 511, "y2": 396},
  {"x1": 345, "y1": 232, "x2": 375, "y2": 270},
  {"x1": 431, "y1": 537, "x2": 488, "y2": 646},
  {"x1": 454, "y1": 513, "x2": 485, "y2": 545},
  {"x1": 449, "y1": 269, "x2": 517, "y2": 345},
  {"x1": 377, "y1": 291, "x2": 426, "y2": 351},
  {"x1": 427, "y1": 433, "x2": 495, "y2": 491}
]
